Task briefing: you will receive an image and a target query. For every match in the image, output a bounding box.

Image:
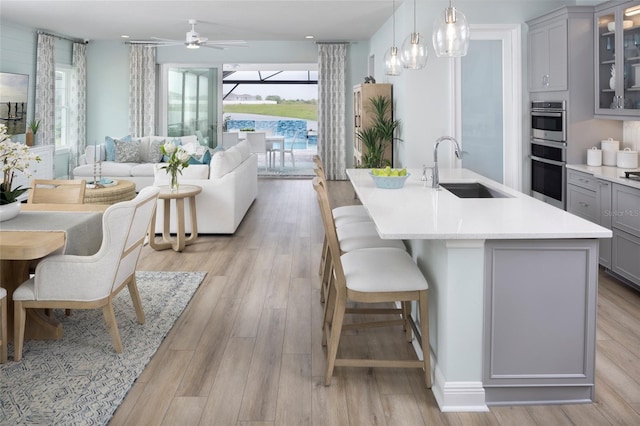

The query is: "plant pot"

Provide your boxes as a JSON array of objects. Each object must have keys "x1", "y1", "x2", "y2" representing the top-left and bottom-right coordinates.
[
  {"x1": 0, "y1": 200, "x2": 21, "y2": 222},
  {"x1": 25, "y1": 129, "x2": 34, "y2": 146}
]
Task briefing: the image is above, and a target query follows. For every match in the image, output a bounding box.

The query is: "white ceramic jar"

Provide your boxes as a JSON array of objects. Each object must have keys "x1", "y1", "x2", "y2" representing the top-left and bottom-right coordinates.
[
  {"x1": 587, "y1": 147, "x2": 602, "y2": 166},
  {"x1": 601, "y1": 138, "x2": 620, "y2": 166},
  {"x1": 616, "y1": 148, "x2": 639, "y2": 169}
]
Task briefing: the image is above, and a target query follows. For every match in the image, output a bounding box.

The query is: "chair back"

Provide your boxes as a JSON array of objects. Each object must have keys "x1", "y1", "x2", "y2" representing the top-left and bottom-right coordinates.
[
  {"x1": 286, "y1": 131, "x2": 301, "y2": 150},
  {"x1": 32, "y1": 187, "x2": 160, "y2": 302},
  {"x1": 222, "y1": 132, "x2": 239, "y2": 148},
  {"x1": 312, "y1": 177, "x2": 346, "y2": 284},
  {"x1": 105, "y1": 186, "x2": 160, "y2": 294},
  {"x1": 28, "y1": 179, "x2": 86, "y2": 204},
  {"x1": 246, "y1": 132, "x2": 267, "y2": 154}
]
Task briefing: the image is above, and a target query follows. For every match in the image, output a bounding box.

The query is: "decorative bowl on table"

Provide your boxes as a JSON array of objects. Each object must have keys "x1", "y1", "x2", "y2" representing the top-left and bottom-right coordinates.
[{"x1": 369, "y1": 171, "x2": 411, "y2": 189}]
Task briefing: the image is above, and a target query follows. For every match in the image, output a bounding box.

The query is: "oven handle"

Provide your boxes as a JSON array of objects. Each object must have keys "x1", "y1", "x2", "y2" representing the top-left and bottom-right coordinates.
[
  {"x1": 531, "y1": 111, "x2": 563, "y2": 117},
  {"x1": 531, "y1": 138, "x2": 567, "y2": 149},
  {"x1": 530, "y1": 155, "x2": 565, "y2": 167}
]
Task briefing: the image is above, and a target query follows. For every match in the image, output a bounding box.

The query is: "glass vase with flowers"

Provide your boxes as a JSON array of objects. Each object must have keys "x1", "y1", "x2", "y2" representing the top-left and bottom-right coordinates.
[{"x1": 160, "y1": 141, "x2": 190, "y2": 192}]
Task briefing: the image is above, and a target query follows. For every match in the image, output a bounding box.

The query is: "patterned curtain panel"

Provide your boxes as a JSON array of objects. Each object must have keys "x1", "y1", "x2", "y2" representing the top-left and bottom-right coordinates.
[
  {"x1": 129, "y1": 45, "x2": 157, "y2": 137},
  {"x1": 69, "y1": 42, "x2": 87, "y2": 171},
  {"x1": 318, "y1": 43, "x2": 347, "y2": 180},
  {"x1": 35, "y1": 33, "x2": 55, "y2": 147}
]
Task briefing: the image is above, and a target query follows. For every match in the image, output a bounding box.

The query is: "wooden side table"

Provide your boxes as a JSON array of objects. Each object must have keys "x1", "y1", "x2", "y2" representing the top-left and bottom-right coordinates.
[
  {"x1": 84, "y1": 180, "x2": 136, "y2": 205},
  {"x1": 148, "y1": 185, "x2": 202, "y2": 252}
]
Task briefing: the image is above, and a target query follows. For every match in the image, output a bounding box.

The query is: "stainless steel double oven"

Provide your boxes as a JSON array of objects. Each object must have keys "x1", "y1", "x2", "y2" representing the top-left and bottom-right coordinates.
[{"x1": 530, "y1": 101, "x2": 566, "y2": 209}]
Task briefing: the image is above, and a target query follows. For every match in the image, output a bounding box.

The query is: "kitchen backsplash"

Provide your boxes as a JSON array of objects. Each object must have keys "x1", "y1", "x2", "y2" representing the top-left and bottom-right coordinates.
[{"x1": 622, "y1": 121, "x2": 640, "y2": 151}]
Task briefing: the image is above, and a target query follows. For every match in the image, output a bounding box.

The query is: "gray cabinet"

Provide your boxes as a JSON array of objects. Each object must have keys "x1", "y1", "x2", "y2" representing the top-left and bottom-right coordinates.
[
  {"x1": 611, "y1": 184, "x2": 640, "y2": 286},
  {"x1": 595, "y1": 1, "x2": 640, "y2": 118},
  {"x1": 566, "y1": 169, "x2": 613, "y2": 267},
  {"x1": 483, "y1": 239, "x2": 599, "y2": 404},
  {"x1": 528, "y1": 19, "x2": 568, "y2": 92}
]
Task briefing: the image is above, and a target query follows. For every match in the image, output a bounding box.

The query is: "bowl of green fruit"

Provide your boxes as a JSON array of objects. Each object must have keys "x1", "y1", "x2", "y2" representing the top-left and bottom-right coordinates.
[{"x1": 369, "y1": 167, "x2": 410, "y2": 189}]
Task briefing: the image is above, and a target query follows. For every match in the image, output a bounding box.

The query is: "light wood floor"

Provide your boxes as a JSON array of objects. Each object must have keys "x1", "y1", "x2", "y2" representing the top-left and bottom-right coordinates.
[{"x1": 110, "y1": 178, "x2": 640, "y2": 426}]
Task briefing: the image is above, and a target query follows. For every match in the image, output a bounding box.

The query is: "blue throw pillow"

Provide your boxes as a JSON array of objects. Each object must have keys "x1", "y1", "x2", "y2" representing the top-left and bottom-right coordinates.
[
  {"x1": 105, "y1": 134, "x2": 132, "y2": 161},
  {"x1": 188, "y1": 149, "x2": 212, "y2": 165}
]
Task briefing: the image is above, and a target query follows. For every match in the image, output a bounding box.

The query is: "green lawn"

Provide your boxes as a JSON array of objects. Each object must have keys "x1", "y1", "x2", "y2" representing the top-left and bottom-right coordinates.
[{"x1": 223, "y1": 103, "x2": 317, "y2": 121}]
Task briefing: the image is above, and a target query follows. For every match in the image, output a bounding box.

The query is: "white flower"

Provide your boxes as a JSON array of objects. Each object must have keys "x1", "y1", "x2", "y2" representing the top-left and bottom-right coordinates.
[
  {"x1": 0, "y1": 124, "x2": 41, "y2": 204},
  {"x1": 163, "y1": 141, "x2": 176, "y2": 155},
  {"x1": 176, "y1": 148, "x2": 191, "y2": 163}
]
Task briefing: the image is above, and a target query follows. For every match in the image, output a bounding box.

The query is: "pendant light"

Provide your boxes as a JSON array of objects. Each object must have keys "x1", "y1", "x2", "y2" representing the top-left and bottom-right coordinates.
[
  {"x1": 384, "y1": 0, "x2": 403, "y2": 76},
  {"x1": 432, "y1": 0, "x2": 470, "y2": 58},
  {"x1": 400, "y1": 0, "x2": 428, "y2": 70}
]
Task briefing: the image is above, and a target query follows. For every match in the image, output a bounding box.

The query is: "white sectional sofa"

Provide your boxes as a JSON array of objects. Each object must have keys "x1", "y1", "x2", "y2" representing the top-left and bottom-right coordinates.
[{"x1": 73, "y1": 135, "x2": 257, "y2": 234}]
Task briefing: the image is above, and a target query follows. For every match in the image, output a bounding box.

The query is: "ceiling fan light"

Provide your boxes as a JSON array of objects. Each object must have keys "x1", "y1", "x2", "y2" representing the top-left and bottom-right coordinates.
[
  {"x1": 433, "y1": 5, "x2": 470, "y2": 58},
  {"x1": 384, "y1": 46, "x2": 403, "y2": 76},
  {"x1": 400, "y1": 32, "x2": 428, "y2": 70}
]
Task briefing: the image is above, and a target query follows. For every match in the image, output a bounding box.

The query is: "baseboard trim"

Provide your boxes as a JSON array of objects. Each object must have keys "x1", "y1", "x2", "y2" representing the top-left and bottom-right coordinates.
[{"x1": 431, "y1": 364, "x2": 489, "y2": 412}]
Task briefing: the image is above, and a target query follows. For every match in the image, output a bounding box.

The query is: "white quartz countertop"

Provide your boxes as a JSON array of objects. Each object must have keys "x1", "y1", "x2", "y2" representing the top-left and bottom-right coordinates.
[
  {"x1": 566, "y1": 164, "x2": 640, "y2": 190},
  {"x1": 347, "y1": 168, "x2": 612, "y2": 240}
]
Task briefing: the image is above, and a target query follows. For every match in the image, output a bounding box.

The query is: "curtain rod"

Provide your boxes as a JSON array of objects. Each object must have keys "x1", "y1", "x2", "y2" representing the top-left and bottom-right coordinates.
[
  {"x1": 314, "y1": 41, "x2": 351, "y2": 45},
  {"x1": 37, "y1": 30, "x2": 87, "y2": 44}
]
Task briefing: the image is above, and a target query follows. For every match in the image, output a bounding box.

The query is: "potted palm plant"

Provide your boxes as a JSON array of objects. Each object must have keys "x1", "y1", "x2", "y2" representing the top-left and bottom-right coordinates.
[
  {"x1": 26, "y1": 119, "x2": 40, "y2": 146},
  {"x1": 357, "y1": 95, "x2": 400, "y2": 168}
]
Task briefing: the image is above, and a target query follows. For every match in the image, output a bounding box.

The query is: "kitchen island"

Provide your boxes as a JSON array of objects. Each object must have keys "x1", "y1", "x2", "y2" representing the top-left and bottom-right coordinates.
[{"x1": 347, "y1": 168, "x2": 611, "y2": 412}]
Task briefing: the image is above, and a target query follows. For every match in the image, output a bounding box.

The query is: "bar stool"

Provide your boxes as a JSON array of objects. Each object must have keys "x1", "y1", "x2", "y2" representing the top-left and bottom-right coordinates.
[
  {"x1": 312, "y1": 178, "x2": 432, "y2": 388},
  {"x1": 0, "y1": 287, "x2": 7, "y2": 363}
]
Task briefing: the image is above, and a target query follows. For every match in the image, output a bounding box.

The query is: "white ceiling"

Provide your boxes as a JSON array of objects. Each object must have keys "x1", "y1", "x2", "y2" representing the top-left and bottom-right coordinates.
[{"x1": 0, "y1": 0, "x2": 403, "y2": 43}]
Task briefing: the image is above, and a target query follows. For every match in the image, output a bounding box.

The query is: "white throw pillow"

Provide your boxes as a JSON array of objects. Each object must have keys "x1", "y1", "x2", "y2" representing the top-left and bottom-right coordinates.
[{"x1": 85, "y1": 144, "x2": 106, "y2": 164}]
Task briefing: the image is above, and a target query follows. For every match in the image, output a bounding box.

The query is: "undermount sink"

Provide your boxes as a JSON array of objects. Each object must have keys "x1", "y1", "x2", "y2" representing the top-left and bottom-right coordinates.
[{"x1": 440, "y1": 182, "x2": 511, "y2": 199}]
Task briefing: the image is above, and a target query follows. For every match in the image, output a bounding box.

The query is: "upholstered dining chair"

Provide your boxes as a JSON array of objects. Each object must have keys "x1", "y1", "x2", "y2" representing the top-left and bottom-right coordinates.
[
  {"x1": 12, "y1": 186, "x2": 161, "y2": 361},
  {"x1": 0, "y1": 287, "x2": 6, "y2": 363},
  {"x1": 28, "y1": 179, "x2": 87, "y2": 204},
  {"x1": 312, "y1": 177, "x2": 432, "y2": 389}
]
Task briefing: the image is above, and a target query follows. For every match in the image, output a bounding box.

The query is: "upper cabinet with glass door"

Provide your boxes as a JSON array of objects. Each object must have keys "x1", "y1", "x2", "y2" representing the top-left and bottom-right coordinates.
[{"x1": 595, "y1": 1, "x2": 640, "y2": 118}]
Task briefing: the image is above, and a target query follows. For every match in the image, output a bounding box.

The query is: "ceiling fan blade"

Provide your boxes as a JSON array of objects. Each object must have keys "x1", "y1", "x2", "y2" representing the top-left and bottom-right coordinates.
[
  {"x1": 150, "y1": 36, "x2": 180, "y2": 43},
  {"x1": 204, "y1": 40, "x2": 247, "y2": 45}
]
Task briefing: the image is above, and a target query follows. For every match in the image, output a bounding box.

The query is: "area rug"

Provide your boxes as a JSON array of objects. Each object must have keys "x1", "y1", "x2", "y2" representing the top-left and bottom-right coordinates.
[{"x1": 0, "y1": 271, "x2": 206, "y2": 425}]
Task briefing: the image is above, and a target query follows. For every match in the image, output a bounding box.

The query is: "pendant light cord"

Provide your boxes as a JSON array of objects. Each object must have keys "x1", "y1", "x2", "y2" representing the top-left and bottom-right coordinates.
[
  {"x1": 412, "y1": 0, "x2": 417, "y2": 33},
  {"x1": 392, "y1": 0, "x2": 396, "y2": 46}
]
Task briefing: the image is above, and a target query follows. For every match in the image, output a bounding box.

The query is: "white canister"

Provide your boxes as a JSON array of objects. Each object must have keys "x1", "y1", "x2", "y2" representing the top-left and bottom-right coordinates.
[
  {"x1": 616, "y1": 148, "x2": 639, "y2": 169},
  {"x1": 601, "y1": 138, "x2": 620, "y2": 166},
  {"x1": 587, "y1": 147, "x2": 602, "y2": 166}
]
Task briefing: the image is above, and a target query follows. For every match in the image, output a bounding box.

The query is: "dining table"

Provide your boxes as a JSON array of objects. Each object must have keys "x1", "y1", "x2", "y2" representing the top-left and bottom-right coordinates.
[{"x1": 0, "y1": 206, "x2": 104, "y2": 341}]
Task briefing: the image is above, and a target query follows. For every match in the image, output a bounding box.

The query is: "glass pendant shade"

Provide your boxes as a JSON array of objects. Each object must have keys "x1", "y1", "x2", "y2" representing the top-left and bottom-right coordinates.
[
  {"x1": 401, "y1": 32, "x2": 428, "y2": 70},
  {"x1": 433, "y1": 6, "x2": 470, "y2": 58},
  {"x1": 384, "y1": 46, "x2": 403, "y2": 76}
]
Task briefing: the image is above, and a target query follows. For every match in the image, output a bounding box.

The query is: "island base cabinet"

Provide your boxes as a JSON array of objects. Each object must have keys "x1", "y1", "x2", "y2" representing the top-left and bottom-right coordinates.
[
  {"x1": 612, "y1": 228, "x2": 640, "y2": 288},
  {"x1": 483, "y1": 240, "x2": 598, "y2": 406}
]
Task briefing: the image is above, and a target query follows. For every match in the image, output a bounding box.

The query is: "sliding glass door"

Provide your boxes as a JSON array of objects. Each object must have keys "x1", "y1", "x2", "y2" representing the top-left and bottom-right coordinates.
[{"x1": 160, "y1": 66, "x2": 219, "y2": 148}]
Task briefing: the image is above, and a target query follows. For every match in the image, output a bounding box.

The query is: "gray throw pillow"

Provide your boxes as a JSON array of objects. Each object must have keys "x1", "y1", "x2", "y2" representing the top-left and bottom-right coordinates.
[
  {"x1": 114, "y1": 139, "x2": 141, "y2": 163},
  {"x1": 142, "y1": 139, "x2": 164, "y2": 163}
]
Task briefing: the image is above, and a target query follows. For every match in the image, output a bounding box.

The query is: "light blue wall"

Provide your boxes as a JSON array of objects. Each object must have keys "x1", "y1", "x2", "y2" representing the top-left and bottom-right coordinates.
[
  {"x1": 1, "y1": 17, "x2": 369, "y2": 168},
  {"x1": 0, "y1": 19, "x2": 75, "y2": 177}
]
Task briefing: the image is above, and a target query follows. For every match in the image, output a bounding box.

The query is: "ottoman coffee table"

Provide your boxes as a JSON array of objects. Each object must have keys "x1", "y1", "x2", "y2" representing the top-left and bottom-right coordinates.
[{"x1": 83, "y1": 179, "x2": 136, "y2": 205}]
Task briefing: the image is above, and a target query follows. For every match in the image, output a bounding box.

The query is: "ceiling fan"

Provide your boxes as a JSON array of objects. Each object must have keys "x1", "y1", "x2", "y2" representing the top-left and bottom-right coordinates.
[{"x1": 132, "y1": 19, "x2": 247, "y2": 49}]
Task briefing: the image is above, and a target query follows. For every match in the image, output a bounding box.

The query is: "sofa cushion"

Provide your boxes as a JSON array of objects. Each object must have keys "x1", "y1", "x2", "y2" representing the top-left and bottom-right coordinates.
[
  {"x1": 142, "y1": 138, "x2": 163, "y2": 163},
  {"x1": 105, "y1": 135, "x2": 132, "y2": 161},
  {"x1": 131, "y1": 162, "x2": 156, "y2": 177},
  {"x1": 98, "y1": 161, "x2": 137, "y2": 177},
  {"x1": 210, "y1": 147, "x2": 242, "y2": 178},
  {"x1": 115, "y1": 139, "x2": 142, "y2": 162},
  {"x1": 85, "y1": 144, "x2": 106, "y2": 164}
]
